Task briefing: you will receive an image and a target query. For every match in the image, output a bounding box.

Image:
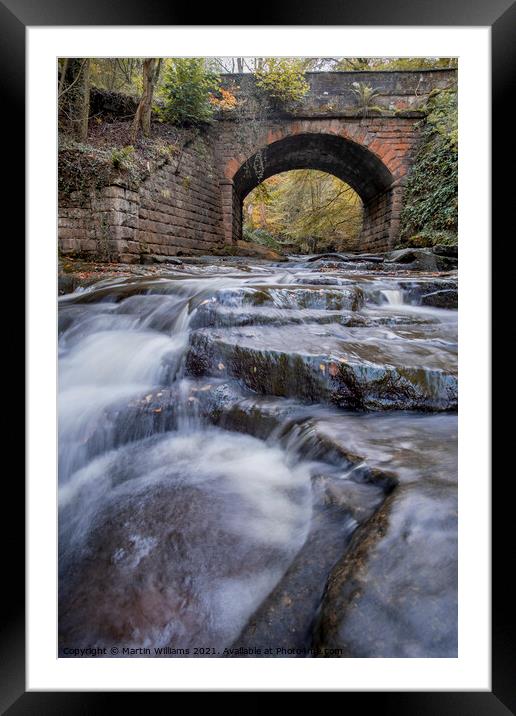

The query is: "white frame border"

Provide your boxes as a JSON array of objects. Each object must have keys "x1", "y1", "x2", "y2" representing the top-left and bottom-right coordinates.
[{"x1": 27, "y1": 26, "x2": 490, "y2": 691}]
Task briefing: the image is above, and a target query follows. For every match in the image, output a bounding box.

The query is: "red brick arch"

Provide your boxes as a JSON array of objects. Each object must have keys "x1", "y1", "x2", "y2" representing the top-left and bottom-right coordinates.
[{"x1": 216, "y1": 117, "x2": 419, "y2": 251}]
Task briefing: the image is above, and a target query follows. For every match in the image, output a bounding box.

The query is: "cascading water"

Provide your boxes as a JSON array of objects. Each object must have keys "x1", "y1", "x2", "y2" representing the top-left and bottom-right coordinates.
[
  {"x1": 58, "y1": 256, "x2": 458, "y2": 658},
  {"x1": 380, "y1": 288, "x2": 404, "y2": 305}
]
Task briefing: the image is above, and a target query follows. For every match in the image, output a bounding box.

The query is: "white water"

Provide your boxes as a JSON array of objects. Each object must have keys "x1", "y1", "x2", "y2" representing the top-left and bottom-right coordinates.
[
  {"x1": 58, "y1": 271, "x2": 321, "y2": 651},
  {"x1": 380, "y1": 288, "x2": 404, "y2": 305}
]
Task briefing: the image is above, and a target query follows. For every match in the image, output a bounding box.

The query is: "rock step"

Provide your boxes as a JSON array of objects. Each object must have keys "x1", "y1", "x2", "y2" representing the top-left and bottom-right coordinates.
[
  {"x1": 364, "y1": 279, "x2": 457, "y2": 308},
  {"x1": 209, "y1": 285, "x2": 365, "y2": 312},
  {"x1": 185, "y1": 324, "x2": 458, "y2": 411},
  {"x1": 190, "y1": 304, "x2": 371, "y2": 330},
  {"x1": 314, "y1": 480, "x2": 458, "y2": 657},
  {"x1": 420, "y1": 289, "x2": 458, "y2": 308}
]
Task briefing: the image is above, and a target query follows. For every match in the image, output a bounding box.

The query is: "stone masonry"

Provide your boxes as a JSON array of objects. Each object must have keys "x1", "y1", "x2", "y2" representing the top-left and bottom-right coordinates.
[{"x1": 58, "y1": 69, "x2": 456, "y2": 260}]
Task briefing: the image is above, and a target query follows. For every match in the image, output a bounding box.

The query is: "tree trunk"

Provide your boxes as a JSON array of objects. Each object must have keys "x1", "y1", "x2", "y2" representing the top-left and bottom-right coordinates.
[
  {"x1": 131, "y1": 58, "x2": 162, "y2": 143},
  {"x1": 59, "y1": 58, "x2": 90, "y2": 141}
]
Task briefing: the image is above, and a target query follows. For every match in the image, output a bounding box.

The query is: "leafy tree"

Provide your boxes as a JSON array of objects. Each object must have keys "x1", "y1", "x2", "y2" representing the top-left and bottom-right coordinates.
[
  {"x1": 255, "y1": 58, "x2": 309, "y2": 105},
  {"x1": 244, "y1": 170, "x2": 363, "y2": 252},
  {"x1": 159, "y1": 59, "x2": 220, "y2": 126}
]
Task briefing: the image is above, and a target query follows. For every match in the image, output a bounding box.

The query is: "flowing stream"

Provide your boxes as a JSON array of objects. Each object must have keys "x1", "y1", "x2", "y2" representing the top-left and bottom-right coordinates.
[{"x1": 58, "y1": 255, "x2": 458, "y2": 658}]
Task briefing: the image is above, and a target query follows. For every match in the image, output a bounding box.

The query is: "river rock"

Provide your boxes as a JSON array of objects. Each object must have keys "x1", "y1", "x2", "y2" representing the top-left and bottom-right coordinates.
[
  {"x1": 385, "y1": 248, "x2": 457, "y2": 272},
  {"x1": 190, "y1": 303, "x2": 370, "y2": 330},
  {"x1": 432, "y1": 244, "x2": 458, "y2": 258},
  {"x1": 307, "y1": 253, "x2": 351, "y2": 262},
  {"x1": 141, "y1": 254, "x2": 183, "y2": 265},
  {"x1": 59, "y1": 428, "x2": 314, "y2": 654},
  {"x1": 58, "y1": 273, "x2": 79, "y2": 295},
  {"x1": 420, "y1": 288, "x2": 458, "y2": 309},
  {"x1": 185, "y1": 323, "x2": 458, "y2": 411},
  {"x1": 206, "y1": 285, "x2": 365, "y2": 312},
  {"x1": 314, "y1": 480, "x2": 458, "y2": 657},
  {"x1": 230, "y1": 474, "x2": 387, "y2": 656}
]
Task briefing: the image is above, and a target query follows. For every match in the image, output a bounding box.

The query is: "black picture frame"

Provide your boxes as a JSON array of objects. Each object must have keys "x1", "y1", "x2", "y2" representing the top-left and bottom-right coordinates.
[{"x1": 4, "y1": 0, "x2": 508, "y2": 709}]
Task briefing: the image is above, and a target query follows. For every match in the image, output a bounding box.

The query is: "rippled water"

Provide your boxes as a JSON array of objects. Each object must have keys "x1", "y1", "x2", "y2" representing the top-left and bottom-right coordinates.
[{"x1": 58, "y1": 257, "x2": 458, "y2": 657}]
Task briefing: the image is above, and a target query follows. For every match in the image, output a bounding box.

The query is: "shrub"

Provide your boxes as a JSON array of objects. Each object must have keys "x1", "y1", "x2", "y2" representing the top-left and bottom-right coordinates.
[
  {"x1": 159, "y1": 59, "x2": 220, "y2": 126},
  {"x1": 110, "y1": 145, "x2": 135, "y2": 169},
  {"x1": 209, "y1": 87, "x2": 238, "y2": 112},
  {"x1": 255, "y1": 59, "x2": 309, "y2": 105}
]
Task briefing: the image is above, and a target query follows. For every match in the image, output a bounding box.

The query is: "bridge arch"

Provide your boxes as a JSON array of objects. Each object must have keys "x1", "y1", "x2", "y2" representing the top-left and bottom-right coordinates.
[{"x1": 224, "y1": 132, "x2": 398, "y2": 252}]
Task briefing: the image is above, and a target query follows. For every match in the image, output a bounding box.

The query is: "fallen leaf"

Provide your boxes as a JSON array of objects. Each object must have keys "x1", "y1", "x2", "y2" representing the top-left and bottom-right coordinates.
[{"x1": 328, "y1": 363, "x2": 339, "y2": 377}]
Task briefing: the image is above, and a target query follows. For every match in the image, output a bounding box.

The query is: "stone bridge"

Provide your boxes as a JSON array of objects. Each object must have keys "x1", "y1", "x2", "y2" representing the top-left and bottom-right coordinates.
[{"x1": 58, "y1": 69, "x2": 456, "y2": 261}]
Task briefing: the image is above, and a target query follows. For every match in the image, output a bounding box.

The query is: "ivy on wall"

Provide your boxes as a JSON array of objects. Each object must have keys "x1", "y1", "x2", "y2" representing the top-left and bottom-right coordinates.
[{"x1": 399, "y1": 88, "x2": 458, "y2": 247}]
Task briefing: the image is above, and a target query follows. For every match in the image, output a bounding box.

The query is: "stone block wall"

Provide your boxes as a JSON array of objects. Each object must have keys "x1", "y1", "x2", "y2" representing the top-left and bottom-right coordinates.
[
  {"x1": 58, "y1": 185, "x2": 141, "y2": 262},
  {"x1": 137, "y1": 139, "x2": 225, "y2": 258},
  {"x1": 58, "y1": 137, "x2": 225, "y2": 262}
]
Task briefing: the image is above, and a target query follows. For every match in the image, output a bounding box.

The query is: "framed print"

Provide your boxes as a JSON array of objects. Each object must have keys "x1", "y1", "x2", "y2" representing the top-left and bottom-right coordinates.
[{"x1": 4, "y1": 0, "x2": 508, "y2": 708}]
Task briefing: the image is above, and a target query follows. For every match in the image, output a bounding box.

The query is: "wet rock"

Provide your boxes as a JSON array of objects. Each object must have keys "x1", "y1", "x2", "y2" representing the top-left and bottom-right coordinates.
[
  {"x1": 434, "y1": 255, "x2": 458, "y2": 271},
  {"x1": 420, "y1": 289, "x2": 458, "y2": 309},
  {"x1": 347, "y1": 254, "x2": 385, "y2": 264},
  {"x1": 397, "y1": 278, "x2": 457, "y2": 305},
  {"x1": 295, "y1": 275, "x2": 352, "y2": 286},
  {"x1": 307, "y1": 253, "x2": 351, "y2": 262},
  {"x1": 432, "y1": 244, "x2": 458, "y2": 258},
  {"x1": 58, "y1": 273, "x2": 80, "y2": 295},
  {"x1": 59, "y1": 428, "x2": 313, "y2": 654},
  {"x1": 59, "y1": 380, "x2": 249, "y2": 472},
  {"x1": 230, "y1": 475, "x2": 386, "y2": 656},
  {"x1": 63, "y1": 279, "x2": 169, "y2": 305},
  {"x1": 208, "y1": 285, "x2": 365, "y2": 312},
  {"x1": 311, "y1": 412, "x2": 457, "y2": 486},
  {"x1": 307, "y1": 253, "x2": 384, "y2": 265},
  {"x1": 191, "y1": 303, "x2": 370, "y2": 330},
  {"x1": 141, "y1": 254, "x2": 183, "y2": 265},
  {"x1": 385, "y1": 248, "x2": 457, "y2": 272},
  {"x1": 314, "y1": 481, "x2": 457, "y2": 657},
  {"x1": 186, "y1": 324, "x2": 458, "y2": 411}
]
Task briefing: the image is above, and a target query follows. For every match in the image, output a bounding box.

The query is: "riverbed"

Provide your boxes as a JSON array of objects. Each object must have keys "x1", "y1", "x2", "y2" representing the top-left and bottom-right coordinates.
[{"x1": 58, "y1": 254, "x2": 458, "y2": 657}]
